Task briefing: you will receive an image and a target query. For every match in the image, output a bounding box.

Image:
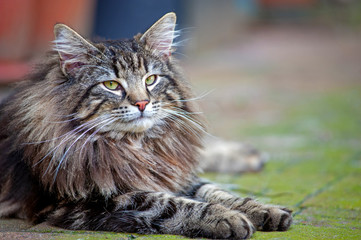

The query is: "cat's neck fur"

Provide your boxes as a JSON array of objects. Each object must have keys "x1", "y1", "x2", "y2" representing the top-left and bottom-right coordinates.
[{"x1": 24, "y1": 120, "x2": 202, "y2": 200}]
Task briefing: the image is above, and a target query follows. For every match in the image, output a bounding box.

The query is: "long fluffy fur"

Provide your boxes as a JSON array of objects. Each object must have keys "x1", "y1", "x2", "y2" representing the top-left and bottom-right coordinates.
[{"x1": 0, "y1": 13, "x2": 292, "y2": 239}]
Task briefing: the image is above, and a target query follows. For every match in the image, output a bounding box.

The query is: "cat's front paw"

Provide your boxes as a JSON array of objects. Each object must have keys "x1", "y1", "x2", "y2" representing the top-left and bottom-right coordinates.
[
  {"x1": 252, "y1": 206, "x2": 292, "y2": 231},
  {"x1": 213, "y1": 211, "x2": 255, "y2": 239},
  {"x1": 192, "y1": 205, "x2": 255, "y2": 239},
  {"x1": 232, "y1": 199, "x2": 293, "y2": 231}
]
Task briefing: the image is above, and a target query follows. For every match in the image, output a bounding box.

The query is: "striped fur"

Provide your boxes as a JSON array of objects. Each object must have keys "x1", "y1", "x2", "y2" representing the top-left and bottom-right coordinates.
[
  {"x1": 193, "y1": 183, "x2": 293, "y2": 231},
  {"x1": 0, "y1": 13, "x2": 292, "y2": 239}
]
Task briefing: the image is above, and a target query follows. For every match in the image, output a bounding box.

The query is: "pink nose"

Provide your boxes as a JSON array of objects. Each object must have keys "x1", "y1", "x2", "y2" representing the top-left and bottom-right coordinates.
[{"x1": 135, "y1": 100, "x2": 149, "y2": 112}]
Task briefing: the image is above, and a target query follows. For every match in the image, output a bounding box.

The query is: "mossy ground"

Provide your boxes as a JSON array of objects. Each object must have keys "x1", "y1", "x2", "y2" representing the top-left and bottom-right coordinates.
[
  {"x1": 202, "y1": 89, "x2": 361, "y2": 240},
  {"x1": 1, "y1": 26, "x2": 360, "y2": 240}
]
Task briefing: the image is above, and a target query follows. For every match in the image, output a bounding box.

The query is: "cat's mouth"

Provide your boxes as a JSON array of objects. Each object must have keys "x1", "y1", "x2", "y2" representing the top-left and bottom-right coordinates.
[
  {"x1": 104, "y1": 109, "x2": 160, "y2": 134},
  {"x1": 125, "y1": 112, "x2": 151, "y2": 122},
  {"x1": 137, "y1": 112, "x2": 147, "y2": 119},
  {"x1": 128, "y1": 117, "x2": 155, "y2": 132},
  {"x1": 116, "y1": 113, "x2": 156, "y2": 133}
]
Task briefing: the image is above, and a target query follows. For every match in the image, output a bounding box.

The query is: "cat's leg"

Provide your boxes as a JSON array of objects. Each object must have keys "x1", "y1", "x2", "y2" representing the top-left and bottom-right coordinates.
[
  {"x1": 47, "y1": 191, "x2": 254, "y2": 239},
  {"x1": 185, "y1": 181, "x2": 293, "y2": 231}
]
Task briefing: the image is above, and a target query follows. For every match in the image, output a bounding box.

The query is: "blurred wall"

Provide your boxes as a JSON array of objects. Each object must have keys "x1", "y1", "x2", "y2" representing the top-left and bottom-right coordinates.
[
  {"x1": 0, "y1": 0, "x2": 95, "y2": 82},
  {"x1": 92, "y1": 0, "x2": 254, "y2": 55},
  {"x1": 0, "y1": 0, "x2": 360, "y2": 82},
  {"x1": 0, "y1": 0, "x2": 95, "y2": 61},
  {"x1": 93, "y1": 0, "x2": 186, "y2": 39}
]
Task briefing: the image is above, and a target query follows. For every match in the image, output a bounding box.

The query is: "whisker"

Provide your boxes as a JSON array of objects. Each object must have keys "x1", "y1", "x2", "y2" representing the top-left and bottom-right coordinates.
[
  {"x1": 170, "y1": 90, "x2": 214, "y2": 103},
  {"x1": 165, "y1": 105, "x2": 203, "y2": 115},
  {"x1": 164, "y1": 108, "x2": 209, "y2": 136},
  {"x1": 164, "y1": 113, "x2": 203, "y2": 140},
  {"x1": 78, "y1": 117, "x2": 118, "y2": 157},
  {"x1": 35, "y1": 120, "x2": 98, "y2": 169},
  {"x1": 162, "y1": 108, "x2": 207, "y2": 139},
  {"x1": 33, "y1": 116, "x2": 109, "y2": 169},
  {"x1": 51, "y1": 117, "x2": 116, "y2": 181},
  {"x1": 45, "y1": 116, "x2": 80, "y2": 124},
  {"x1": 26, "y1": 117, "x2": 102, "y2": 145},
  {"x1": 47, "y1": 113, "x2": 78, "y2": 118}
]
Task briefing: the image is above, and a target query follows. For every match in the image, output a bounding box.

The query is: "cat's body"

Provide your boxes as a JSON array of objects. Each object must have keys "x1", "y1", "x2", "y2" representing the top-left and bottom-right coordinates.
[{"x1": 0, "y1": 13, "x2": 292, "y2": 239}]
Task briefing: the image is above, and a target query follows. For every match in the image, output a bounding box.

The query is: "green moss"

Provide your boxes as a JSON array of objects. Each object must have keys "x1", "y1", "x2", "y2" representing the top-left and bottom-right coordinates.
[
  {"x1": 202, "y1": 87, "x2": 361, "y2": 239},
  {"x1": 304, "y1": 173, "x2": 361, "y2": 210},
  {"x1": 55, "y1": 233, "x2": 187, "y2": 240},
  {"x1": 297, "y1": 207, "x2": 361, "y2": 229},
  {"x1": 253, "y1": 224, "x2": 361, "y2": 240}
]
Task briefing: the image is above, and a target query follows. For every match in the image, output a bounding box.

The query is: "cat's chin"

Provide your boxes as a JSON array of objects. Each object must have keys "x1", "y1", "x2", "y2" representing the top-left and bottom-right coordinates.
[
  {"x1": 116, "y1": 117, "x2": 156, "y2": 133},
  {"x1": 129, "y1": 118, "x2": 155, "y2": 133}
]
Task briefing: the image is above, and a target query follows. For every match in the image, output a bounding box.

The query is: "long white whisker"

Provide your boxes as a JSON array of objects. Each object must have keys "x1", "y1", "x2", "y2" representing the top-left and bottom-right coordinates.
[
  {"x1": 170, "y1": 90, "x2": 214, "y2": 103},
  {"x1": 36, "y1": 119, "x2": 103, "y2": 172},
  {"x1": 26, "y1": 117, "x2": 102, "y2": 145},
  {"x1": 162, "y1": 108, "x2": 206, "y2": 139},
  {"x1": 164, "y1": 113, "x2": 203, "y2": 140},
  {"x1": 48, "y1": 113, "x2": 78, "y2": 118},
  {"x1": 33, "y1": 116, "x2": 107, "y2": 170},
  {"x1": 166, "y1": 105, "x2": 203, "y2": 115},
  {"x1": 52, "y1": 117, "x2": 116, "y2": 181},
  {"x1": 78, "y1": 117, "x2": 118, "y2": 157},
  {"x1": 163, "y1": 108, "x2": 209, "y2": 137},
  {"x1": 45, "y1": 116, "x2": 80, "y2": 124}
]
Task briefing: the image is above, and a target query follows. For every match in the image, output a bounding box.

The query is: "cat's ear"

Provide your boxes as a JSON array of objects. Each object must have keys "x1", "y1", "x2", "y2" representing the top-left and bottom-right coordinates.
[
  {"x1": 53, "y1": 24, "x2": 100, "y2": 76},
  {"x1": 140, "y1": 12, "x2": 177, "y2": 58}
]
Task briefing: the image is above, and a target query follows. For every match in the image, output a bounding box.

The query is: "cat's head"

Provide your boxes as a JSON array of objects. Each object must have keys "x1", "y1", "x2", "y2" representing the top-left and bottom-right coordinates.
[{"x1": 51, "y1": 13, "x2": 202, "y2": 137}]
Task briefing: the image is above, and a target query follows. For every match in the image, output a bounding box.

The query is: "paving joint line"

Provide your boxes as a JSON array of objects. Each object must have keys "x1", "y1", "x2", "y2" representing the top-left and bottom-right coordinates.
[{"x1": 292, "y1": 174, "x2": 346, "y2": 217}]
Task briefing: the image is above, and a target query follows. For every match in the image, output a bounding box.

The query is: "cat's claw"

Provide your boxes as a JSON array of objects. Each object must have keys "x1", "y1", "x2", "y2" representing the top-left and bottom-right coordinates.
[
  {"x1": 189, "y1": 205, "x2": 255, "y2": 239},
  {"x1": 248, "y1": 206, "x2": 293, "y2": 231},
  {"x1": 210, "y1": 211, "x2": 255, "y2": 239}
]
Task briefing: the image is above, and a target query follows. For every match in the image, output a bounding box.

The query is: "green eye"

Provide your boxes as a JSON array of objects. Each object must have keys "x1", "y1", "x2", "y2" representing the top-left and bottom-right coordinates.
[
  {"x1": 103, "y1": 81, "x2": 120, "y2": 90},
  {"x1": 145, "y1": 75, "x2": 157, "y2": 86}
]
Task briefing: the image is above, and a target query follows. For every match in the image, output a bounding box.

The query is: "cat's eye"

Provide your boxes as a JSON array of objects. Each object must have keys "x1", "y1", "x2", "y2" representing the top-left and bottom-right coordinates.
[
  {"x1": 103, "y1": 81, "x2": 121, "y2": 91},
  {"x1": 145, "y1": 75, "x2": 157, "y2": 86}
]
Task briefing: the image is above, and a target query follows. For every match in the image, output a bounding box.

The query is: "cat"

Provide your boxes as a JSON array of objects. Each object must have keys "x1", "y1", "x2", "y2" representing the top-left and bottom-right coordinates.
[{"x1": 0, "y1": 13, "x2": 292, "y2": 239}]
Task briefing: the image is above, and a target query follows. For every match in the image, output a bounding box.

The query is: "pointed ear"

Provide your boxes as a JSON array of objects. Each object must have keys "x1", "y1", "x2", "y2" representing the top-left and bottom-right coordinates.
[
  {"x1": 53, "y1": 24, "x2": 100, "y2": 76},
  {"x1": 140, "y1": 12, "x2": 177, "y2": 57}
]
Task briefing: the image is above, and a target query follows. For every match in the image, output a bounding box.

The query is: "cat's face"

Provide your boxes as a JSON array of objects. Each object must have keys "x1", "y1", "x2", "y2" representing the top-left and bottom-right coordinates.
[{"x1": 53, "y1": 13, "x2": 195, "y2": 136}]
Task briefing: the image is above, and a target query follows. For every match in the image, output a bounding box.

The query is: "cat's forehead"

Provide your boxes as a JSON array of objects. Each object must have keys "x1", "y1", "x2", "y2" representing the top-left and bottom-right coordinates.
[
  {"x1": 113, "y1": 52, "x2": 158, "y2": 79},
  {"x1": 102, "y1": 42, "x2": 165, "y2": 74}
]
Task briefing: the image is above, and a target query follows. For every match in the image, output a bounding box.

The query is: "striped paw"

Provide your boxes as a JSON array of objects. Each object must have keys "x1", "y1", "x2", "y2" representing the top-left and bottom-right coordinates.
[
  {"x1": 245, "y1": 205, "x2": 292, "y2": 231},
  {"x1": 256, "y1": 206, "x2": 293, "y2": 231},
  {"x1": 214, "y1": 211, "x2": 255, "y2": 239},
  {"x1": 191, "y1": 206, "x2": 255, "y2": 239},
  {"x1": 230, "y1": 198, "x2": 292, "y2": 231}
]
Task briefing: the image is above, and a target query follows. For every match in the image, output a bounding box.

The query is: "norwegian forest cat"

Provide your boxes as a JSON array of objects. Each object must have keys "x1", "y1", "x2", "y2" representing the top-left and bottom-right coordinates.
[{"x1": 0, "y1": 13, "x2": 292, "y2": 239}]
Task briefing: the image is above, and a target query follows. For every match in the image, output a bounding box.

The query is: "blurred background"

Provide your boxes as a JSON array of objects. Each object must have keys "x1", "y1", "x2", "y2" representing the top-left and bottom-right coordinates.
[
  {"x1": 0, "y1": 0, "x2": 360, "y2": 238},
  {"x1": 0, "y1": 0, "x2": 360, "y2": 136},
  {"x1": 1, "y1": 0, "x2": 360, "y2": 83}
]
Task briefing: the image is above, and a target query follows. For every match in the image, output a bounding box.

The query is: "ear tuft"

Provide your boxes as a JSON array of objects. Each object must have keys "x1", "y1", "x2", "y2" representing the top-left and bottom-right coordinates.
[
  {"x1": 140, "y1": 12, "x2": 178, "y2": 57},
  {"x1": 53, "y1": 24, "x2": 99, "y2": 76}
]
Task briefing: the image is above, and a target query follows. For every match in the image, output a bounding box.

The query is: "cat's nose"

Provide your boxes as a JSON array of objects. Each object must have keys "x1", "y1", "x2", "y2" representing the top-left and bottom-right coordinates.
[{"x1": 134, "y1": 100, "x2": 149, "y2": 112}]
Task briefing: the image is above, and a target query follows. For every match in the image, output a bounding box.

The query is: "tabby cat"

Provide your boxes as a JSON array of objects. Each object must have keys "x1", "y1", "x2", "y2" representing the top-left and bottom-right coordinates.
[{"x1": 0, "y1": 13, "x2": 292, "y2": 239}]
